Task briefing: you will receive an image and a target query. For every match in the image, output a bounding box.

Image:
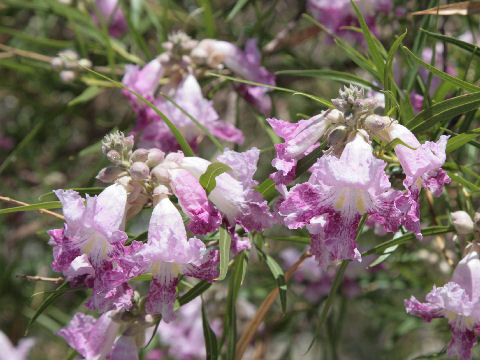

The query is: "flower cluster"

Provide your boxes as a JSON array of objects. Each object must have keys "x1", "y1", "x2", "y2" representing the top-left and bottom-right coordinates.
[
  {"x1": 50, "y1": 50, "x2": 92, "y2": 83},
  {"x1": 121, "y1": 32, "x2": 275, "y2": 152},
  {"x1": 269, "y1": 86, "x2": 450, "y2": 268},
  {"x1": 49, "y1": 130, "x2": 273, "y2": 357}
]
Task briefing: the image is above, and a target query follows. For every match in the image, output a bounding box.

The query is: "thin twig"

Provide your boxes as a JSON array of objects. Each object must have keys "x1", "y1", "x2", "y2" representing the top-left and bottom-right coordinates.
[
  {"x1": 16, "y1": 274, "x2": 64, "y2": 284},
  {"x1": 0, "y1": 195, "x2": 64, "y2": 220},
  {"x1": 235, "y1": 251, "x2": 312, "y2": 360}
]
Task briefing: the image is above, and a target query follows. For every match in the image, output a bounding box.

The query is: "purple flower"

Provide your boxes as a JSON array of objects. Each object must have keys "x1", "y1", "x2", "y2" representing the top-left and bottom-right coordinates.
[
  {"x1": 376, "y1": 122, "x2": 450, "y2": 238},
  {"x1": 279, "y1": 132, "x2": 402, "y2": 268},
  {"x1": 267, "y1": 110, "x2": 343, "y2": 188},
  {"x1": 180, "y1": 147, "x2": 275, "y2": 233},
  {"x1": 136, "y1": 75, "x2": 244, "y2": 153},
  {"x1": 49, "y1": 185, "x2": 135, "y2": 312},
  {"x1": 405, "y1": 250, "x2": 480, "y2": 360},
  {"x1": 122, "y1": 59, "x2": 164, "y2": 102},
  {"x1": 130, "y1": 197, "x2": 219, "y2": 322},
  {"x1": 93, "y1": 0, "x2": 127, "y2": 37},
  {"x1": 307, "y1": 0, "x2": 391, "y2": 42},
  {"x1": 0, "y1": 331, "x2": 34, "y2": 360},
  {"x1": 157, "y1": 297, "x2": 222, "y2": 360},
  {"x1": 192, "y1": 38, "x2": 276, "y2": 114},
  {"x1": 57, "y1": 311, "x2": 123, "y2": 360}
]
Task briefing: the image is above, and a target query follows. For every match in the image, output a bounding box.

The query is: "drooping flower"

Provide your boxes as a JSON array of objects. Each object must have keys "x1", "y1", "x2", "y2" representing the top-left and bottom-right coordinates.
[
  {"x1": 49, "y1": 184, "x2": 134, "y2": 312},
  {"x1": 0, "y1": 331, "x2": 34, "y2": 360},
  {"x1": 157, "y1": 297, "x2": 222, "y2": 360},
  {"x1": 279, "y1": 132, "x2": 402, "y2": 268},
  {"x1": 129, "y1": 196, "x2": 219, "y2": 322},
  {"x1": 266, "y1": 110, "x2": 343, "y2": 188},
  {"x1": 138, "y1": 75, "x2": 244, "y2": 152},
  {"x1": 405, "y1": 249, "x2": 480, "y2": 360},
  {"x1": 374, "y1": 121, "x2": 450, "y2": 239},
  {"x1": 180, "y1": 147, "x2": 275, "y2": 233},
  {"x1": 92, "y1": 0, "x2": 127, "y2": 37}
]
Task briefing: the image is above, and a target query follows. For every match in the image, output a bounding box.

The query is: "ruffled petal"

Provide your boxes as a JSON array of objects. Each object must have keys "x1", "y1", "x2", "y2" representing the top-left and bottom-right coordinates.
[
  {"x1": 146, "y1": 268, "x2": 178, "y2": 322},
  {"x1": 447, "y1": 326, "x2": 477, "y2": 360}
]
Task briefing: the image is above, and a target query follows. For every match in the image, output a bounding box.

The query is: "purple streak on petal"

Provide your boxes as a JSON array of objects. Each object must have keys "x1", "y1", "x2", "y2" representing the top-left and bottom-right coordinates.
[
  {"x1": 170, "y1": 168, "x2": 221, "y2": 235},
  {"x1": 146, "y1": 273, "x2": 178, "y2": 322},
  {"x1": 110, "y1": 335, "x2": 139, "y2": 360}
]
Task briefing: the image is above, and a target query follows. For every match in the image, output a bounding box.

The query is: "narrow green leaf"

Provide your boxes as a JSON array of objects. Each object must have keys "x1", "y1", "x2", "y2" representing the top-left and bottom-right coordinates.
[
  {"x1": 25, "y1": 282, "x2": 69, "y2": 334},
  {"x1": 159, "y1": 92, "x2": 224, "y2": 152},
  {"x1": 207, "y1": 72, "x2": 333, "y2": 108},
  {"x1": 447, "y1": 172, "x2": 480, "y2": 192},
  {"x1": 421, "y1": 28, "x2": 480, "y2": 57},
  {"x1": 202, "y1": 301, "x2": 218, "y2": 360},
  {"x1": 265, "y1": 254, "x2": 287, "y2": 313},
  {"x1": 367, "y1": 244, "x2": 399, "y2": 268},
  {"x1": 384, "y1": 30, "x2": 408, "y2": 114},
  {"x1": 226, "y1": 0, "x2": 250, "y2": 22},
  {"x1": 0, "y1": 201, "x2": 62, "y2": 215},
  {"x1": 276, "y1": 70, "x2": 381, "y2": 91},
  {"x1": 198, "y1": 0, "x2": 216, "y2": 37},
  {"x1": 199, "y1": 162, "x2": 233, "y2": 196},
  {"x1": 79, "y1": 66, "x2": 195, "y2": 156},
  {"x1": 254, "y1": 178, "x2": 277, "y2": 201},
  {"x1": 446, "y1": 128, "x2": 480, "y2": 152},
  {"x1": 218, "y1": 228, "x2": 231, "y2": 281},
  {"x1": 143, "y1": 317, "x2": 162, "y2": 349},
  {"x1": 68, "y1": 86, "x2": 102, "y2": 106},
  {"x1": 363, "y1": 226, "x2": 454, "y2": 256},
  {"x1": 350, "y1": 0, "x2": 384, "y2": 77},
  {"x1": 403, "y1": 46, "x2": 480, "y2": 94},
  {"x1": 384, "y1": 137, "x2": 418, "y2": 152},
  {"x1": 407, "y1": 92, "x2": 480, "y2": 133},
  {"x1": 178, "y1": 280, "x2": 212, "y2": 306}
]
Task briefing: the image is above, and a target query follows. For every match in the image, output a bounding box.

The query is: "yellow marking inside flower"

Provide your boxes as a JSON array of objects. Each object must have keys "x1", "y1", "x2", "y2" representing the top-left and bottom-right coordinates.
[
  {"x1": 172, "y1": 263, "x2": 181, "y2": 276},
  {"x1": 102, "y1": 242, "x2": 108, "y2": 259},
  {"x1": 465, "y1": 316, "x2": 474, "y2": 328},
  {"x1": 446, "y1": 311, "x2": 457, "y2": 322},
  {"x1": 152, "y1": 262, "x2": 160, "y2": 275},
  {"x1": 82, "y1": 239, "x2": 95, "y2": 254},
  {"x1": 335, "y1": 192, "x2": 346, "y2": 210},
  {"x1": 356, "y1": 191, "x2": 366, "y2": 213},
  {"x1": 416, "y1": 177, "x2": 422, "y2": 187}
]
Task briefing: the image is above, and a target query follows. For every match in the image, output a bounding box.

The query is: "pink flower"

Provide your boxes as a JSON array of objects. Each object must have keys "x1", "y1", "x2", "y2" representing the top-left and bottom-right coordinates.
[
  {"x1": 180, "y1": 147, "x2": 275, "y2": 233},
  {"x1": 405, "y1": 250, "x2": 480, "y2": 360},
  {"x1": 129, "y1": 197, "x2": 219, "y2": 322},
  {"x1": 267, "y1": 109, "x2": 343, "y2": 188},
  {"x1": 279, "y1": 132, "x2": 402, "y2": 268},
  {"x1": 93, "y1": 0, "x2": 127, "y2": 37},
  {"x1": 49, "y1": 185, "x2": 134, "y2": 312},
  {"x1": 0, "y1": 331, "x2": 34, "y2": 360}
]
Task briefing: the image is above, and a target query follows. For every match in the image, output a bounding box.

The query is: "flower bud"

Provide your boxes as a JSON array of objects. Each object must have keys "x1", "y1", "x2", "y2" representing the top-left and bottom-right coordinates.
[
  {"x1": 364, "y1": 115, "x2": 393, "y2": 132},
  {"x1": 50, "y1": 57, "x2": 63, "y2": 69},
  {"x1": 60, "y1": 70, "x2": 75, "y2": 82},
  {"x1": 474, "y1": 212, "x2": 480, "y2": 230},
  {"x1": 146, "y1": 149, "x2": 165, "y2": 167},
  {"x1": 96, "y1": 166, "x2": 126, "y2": 183},
  {"x1": 150, "y1": 165, "x2": 170, "y2": 184},
  {"x1": 130, "y1": 148, "x2": 149, "y2": 163},
  {"x1": 78, "y1": 58, "x2": 92, "y2": 68},
  {"x1": 107, "y1": 150, "x2": 122, "y2": 164},
  {"x1": 328, "y1": 125, "x2": 348, "y2": 147},
  {"x1": 451, "y1": 211, "x2": 474, "y2": 235},
  {"x1": 130, "y1": 162, "x2": 150, "y2": 181}
]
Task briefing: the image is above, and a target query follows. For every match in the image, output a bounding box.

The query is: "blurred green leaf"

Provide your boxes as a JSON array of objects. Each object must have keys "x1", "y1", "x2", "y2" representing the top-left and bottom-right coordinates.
[
  {"x1": 178, "y1": 281, "x2": 212, "y2": 306},
  {"x1": 421, "y1": 28, "x2": 480, "y2": 57},
  {"x1": 447, "y1": 172, "x2": 480, "y2": 192},
  {"x1": 202, "y1": 301, "x2": 219, "y2": 360},
  {"x1": 226, "y1": 0, "x2": 251, "y2": 22},
  {"x1": 0, "y1": 201, "x2": 61, "y2": 215},
  {"x1": 264, "y1": 254, "x2": 287, "y2": 313},
  {"x1": 446, "y1": 128, "x2": 480, "y2": 152},
  {"x1": 68, "y1": 86, "x2": 102, "y2": 106},
  {"x1": 199, "y1": 162, "x2": 233, "y2": 196},
  {"x1": 218, "y1": 227, "x2": 231, "y2": 281}
]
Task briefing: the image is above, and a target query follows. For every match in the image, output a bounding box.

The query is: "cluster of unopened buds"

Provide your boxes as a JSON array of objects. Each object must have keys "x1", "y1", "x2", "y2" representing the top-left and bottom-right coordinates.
[{"x1": 50, "y1": 50, "x2": 92, "y2": 82}]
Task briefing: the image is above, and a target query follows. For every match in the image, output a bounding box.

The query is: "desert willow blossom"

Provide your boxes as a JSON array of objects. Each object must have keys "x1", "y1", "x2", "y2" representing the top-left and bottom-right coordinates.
[{"x1": 269, "y1": 85, "x2": 449, "y2": 268}]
